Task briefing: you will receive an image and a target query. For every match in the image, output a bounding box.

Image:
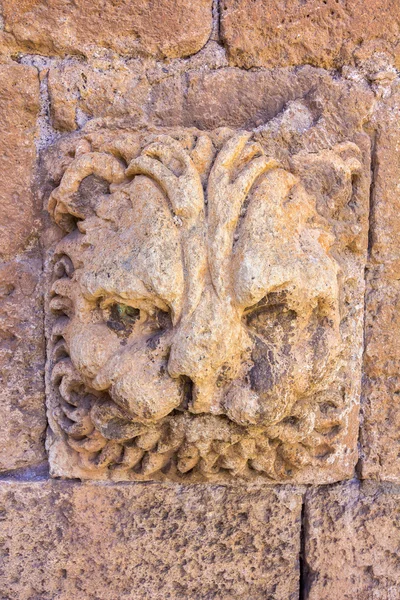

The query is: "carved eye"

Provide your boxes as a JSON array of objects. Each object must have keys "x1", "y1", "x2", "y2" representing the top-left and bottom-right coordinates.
[
  {"x1": 244, "y1": 294, "x2": 297, "y2": 343},
  {"x1": 104, "y1": 301, "x2": 172, "y2": 338},
  {"x1": 106, "y1": 303, "x2": 141, "y2": 335}
]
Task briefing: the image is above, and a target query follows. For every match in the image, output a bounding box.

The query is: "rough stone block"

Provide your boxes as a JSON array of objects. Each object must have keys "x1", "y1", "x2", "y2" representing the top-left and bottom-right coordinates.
[
  {"x1": 220, "y1": 0, "x2": 400, "y2": 70},
  {"x1": 0, "y1": 61, "x2": 45, "y2": 472},
  {"x1": 0, "y1": 480, "x2": 302, "y2": 599},
  {"x1": 304, "y1": 480, "x2": 400, "y2": 599},
  {"x1": 2, "y1": 0, "x2": 213, "y2": 59},
  {"x1": 361, "y1": 82, "x2": 400, "y2": 481},
  {"x1": 0, "y1": 62, "x2": 39, "y2": 257},
  {"x1": 0, "y1": 252, "x2": 46, "y2": 471}
]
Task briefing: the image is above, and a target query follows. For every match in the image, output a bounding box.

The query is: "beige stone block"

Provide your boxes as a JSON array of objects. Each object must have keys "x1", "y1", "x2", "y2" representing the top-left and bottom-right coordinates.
[
  {"x1": 221, "y1": 0, "x2": 400, "y2": 70},
  {"x1": 0, "y1": 253, "x2": 46, "y2": 471},
  {"x1": 304, "y1": 480, "x2": 400, "y2": 599},
  {"x1": 362, "y1": 274, "x2": 400, "y2": 481},
  {"x1": 361, "y1": 83, "x2": 400, "y2": 481},
  {"x1": 3, "y1": 0, "x2": 212, "y2": 59},
  {"x1": 0, "y1": 62, "x2": 39, "y2": 257},
  {"x1": 0, "y1": 479, "x2": 302, "y2": 599}
]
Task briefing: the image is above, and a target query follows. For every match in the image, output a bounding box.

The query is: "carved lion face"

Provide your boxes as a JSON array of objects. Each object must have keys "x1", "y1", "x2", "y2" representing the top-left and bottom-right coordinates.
[{"x1": 47, "y1": 129, "x2": 361, "y2": 479}]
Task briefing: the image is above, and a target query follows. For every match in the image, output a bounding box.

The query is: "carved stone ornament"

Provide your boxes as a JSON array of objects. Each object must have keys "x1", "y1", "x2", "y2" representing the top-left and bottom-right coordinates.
[{"x1": 44, "y1": 126, "x2": 368, "y2": 483}]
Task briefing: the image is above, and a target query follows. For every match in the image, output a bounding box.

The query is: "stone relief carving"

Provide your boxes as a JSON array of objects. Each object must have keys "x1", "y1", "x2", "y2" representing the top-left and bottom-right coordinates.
[{"x1": 44, "y1": 126, "x2": 367, "y2": 483}]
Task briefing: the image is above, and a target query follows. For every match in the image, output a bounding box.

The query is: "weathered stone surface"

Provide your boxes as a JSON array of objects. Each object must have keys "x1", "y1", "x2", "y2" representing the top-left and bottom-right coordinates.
[
  {"x1": 0, "y1": 31, "x2": 20, "y2": 57},
  {"x1": 47, "y1": 43, "x2": 230, "y2": 132},
  {"x1": 48, "y1": 63, "x2": 375, "y2": 137},
  {"x1": 42, "y1": 66, "x2": 374, "y2": 486},
  {"x1": 2, "y1": 0, "x2": 212, "y2": 59},
  {"x1": 304, "y1": 480, "x2": 400, "y2": 599},
  {"x1": 48, "y1": 59, "x2": 150, "y2": 132},
  {"x1": 0, "y1": 252, "x2": 46, "y2": 471},
  {"x1": 49, "y1": 63, "x2": 294, "y2": 132},
  {"x1": 184, "y1": 66, "x2": 374, "y2": 131},
  {"x1": 42, "y1": 71, "x2": 371, "y2": 484},
  {"x1": 361, "y1": 82, "x2": 400, "y2": 481},
  {"x1": 0, "y1": 479, "x2": 302, "y2": 599},
  {"x1": 0, "y1": 62, "x2": 39, "y2": 257},
  {"x1": 221, "y1": 0, "x2": 400, "y2": 70},
  {"x1": 0, "y1": 62, "x2": 45, "y2": 471}
]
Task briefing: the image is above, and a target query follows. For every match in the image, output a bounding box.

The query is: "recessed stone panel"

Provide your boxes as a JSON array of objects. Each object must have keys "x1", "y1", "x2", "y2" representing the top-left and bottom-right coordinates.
[
  {"x1": 42, "y1": 86, "x2": 371, "y2": 483},
  {"x1": 0, "y1": 62, "x2": 45, "y2": 472}
]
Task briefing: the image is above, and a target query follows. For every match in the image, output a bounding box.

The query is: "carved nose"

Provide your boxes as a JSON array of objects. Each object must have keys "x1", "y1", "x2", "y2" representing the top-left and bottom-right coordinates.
[
  {"x1": 168, "y1": 336, "x2": 223, "y2": 414},
  {"x1": 167, "y1": 299, "x2": 248, "y2": 414}
]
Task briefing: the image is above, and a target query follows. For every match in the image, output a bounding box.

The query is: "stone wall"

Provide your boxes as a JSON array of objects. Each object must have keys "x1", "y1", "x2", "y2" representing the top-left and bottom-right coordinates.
[{"x1": 0, "y1": 1, "x2": 400, "y2": 598}]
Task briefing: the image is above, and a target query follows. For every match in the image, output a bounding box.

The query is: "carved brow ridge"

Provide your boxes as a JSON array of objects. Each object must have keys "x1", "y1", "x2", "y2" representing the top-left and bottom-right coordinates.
[{"x1": 81, "y1": 271, "x2": 171, "y2": 314}]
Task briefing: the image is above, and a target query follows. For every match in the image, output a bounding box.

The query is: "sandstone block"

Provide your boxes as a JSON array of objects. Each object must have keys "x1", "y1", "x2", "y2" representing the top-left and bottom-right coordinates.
[
  {"x1": 0, "y1": 62, "x2": 39, "y2": 257},
  {"x1": 0, "y1": 253, "x2": 46, "y2": 471},
  {"x1": 0, "y1": 480, "x2": 302, "y2": 599},
  {"x1": 304, "y1": 480, "x2": 400, "y2": 599},
  {"x1": 361, "y1": 82, "x2": 400, "y2": 481},
  {"x1": 221, "y1": 0, "x2": 400, "y2": 70},
  {"x1": 3, "y1": 0, "x2": 212, "y2": 59},
  {"x1": 41, "y1": 68, "x2": 372, "y2": 485}
]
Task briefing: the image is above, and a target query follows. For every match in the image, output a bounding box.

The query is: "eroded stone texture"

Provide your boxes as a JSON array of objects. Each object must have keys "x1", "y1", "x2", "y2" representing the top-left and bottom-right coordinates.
[
  {"x1": 184, "y1": 66, "x2": 374, "y2": 132},
  {"x1": 0, "y1": 253, "x2": 46, "y2": 471},
  {"x1": 48, "y1": 59, "x2": 151, "y2": 132},
  {"x1": 48, "y1": 64, "x2": 375, "y2": 135},
  {"x1": 305, "y1": 480, "x2": 400, "y2": 599},
  {"x1": 0, "y1": 62, "x2": 39, "y2": 257},
  {"x1": 0, "y1": 480, "x2": 302, "y2": 600},
  {"x1": 42, "y1": 98, "x2": 371, "y2": 483},
  {"x1": 0, "y1": 61, "x2": 45, "y2": 471},
  {"x1": 361, "y1": 81, "x2": 400, "y2": 481},
  {"x1": 221, "y1": 0, "x2": 400, "y2": 70},
  {"x1": 2, "y1": 0, "x2": 212, "y2": 59}
]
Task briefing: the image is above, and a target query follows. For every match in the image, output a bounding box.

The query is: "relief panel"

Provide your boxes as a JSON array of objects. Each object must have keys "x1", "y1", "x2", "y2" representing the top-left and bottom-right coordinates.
[{"x1": 43, "y1": 123, "x2": 370, "y2": 483}]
